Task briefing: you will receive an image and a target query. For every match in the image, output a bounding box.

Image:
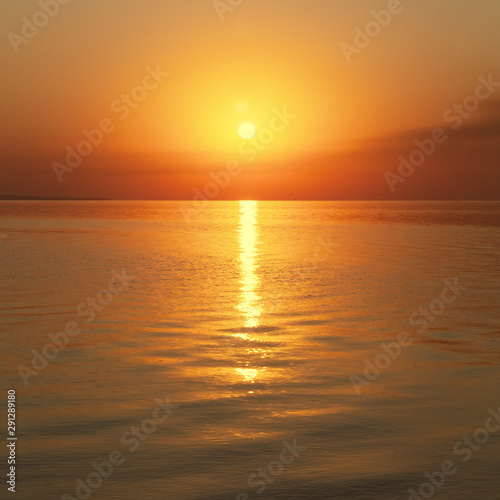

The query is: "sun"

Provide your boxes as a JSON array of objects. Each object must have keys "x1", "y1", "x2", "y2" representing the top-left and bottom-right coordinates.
[{"x1": 238, "y1": 122, "x2": 256, "y2": 140}]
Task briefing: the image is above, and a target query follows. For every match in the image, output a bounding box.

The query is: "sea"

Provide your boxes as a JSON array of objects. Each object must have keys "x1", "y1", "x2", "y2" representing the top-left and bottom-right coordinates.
[{"x1": 0, "y1": 201, "x2": 499, "y2": 500}]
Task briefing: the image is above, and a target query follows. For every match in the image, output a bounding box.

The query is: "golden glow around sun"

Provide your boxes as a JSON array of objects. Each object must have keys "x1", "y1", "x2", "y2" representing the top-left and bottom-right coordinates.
[{"x1": 238, "y1": 122, "x2": 256, "y2": 140}]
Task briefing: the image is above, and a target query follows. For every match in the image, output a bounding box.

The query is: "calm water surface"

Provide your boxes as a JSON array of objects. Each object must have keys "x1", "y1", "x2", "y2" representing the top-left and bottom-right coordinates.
[{"x1": 0, "y1": 201, "x2": 499, "y2": 500}]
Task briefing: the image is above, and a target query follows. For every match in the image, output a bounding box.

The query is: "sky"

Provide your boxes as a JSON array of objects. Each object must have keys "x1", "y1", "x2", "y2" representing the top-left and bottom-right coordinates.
[{"x1": 1, "y1": 0, "x2": 499, "y2": 200}]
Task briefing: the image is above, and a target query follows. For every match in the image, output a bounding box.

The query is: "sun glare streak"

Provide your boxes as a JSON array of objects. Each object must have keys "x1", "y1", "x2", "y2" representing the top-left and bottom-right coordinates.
[
  {"x1": 231, "y1": 201, "x2": 270, "y2": 384},
  {"x1": 237, "y1": 200, "x2": 261, "y2": 328}
]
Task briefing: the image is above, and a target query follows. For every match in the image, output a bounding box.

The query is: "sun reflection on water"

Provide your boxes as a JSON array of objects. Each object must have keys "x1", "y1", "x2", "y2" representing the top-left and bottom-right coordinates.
[
  {"x1": 233, "y1": 201, "x2": 267, "y2": 383},
  {"x1": 237, "y1": 201, "x2": 262, "y2": 328}
]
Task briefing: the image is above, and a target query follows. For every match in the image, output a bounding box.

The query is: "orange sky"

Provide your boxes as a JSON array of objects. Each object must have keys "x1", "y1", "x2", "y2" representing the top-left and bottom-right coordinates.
[{"x1": 1, "y1": 0, "x2": 499, "y2": 199}]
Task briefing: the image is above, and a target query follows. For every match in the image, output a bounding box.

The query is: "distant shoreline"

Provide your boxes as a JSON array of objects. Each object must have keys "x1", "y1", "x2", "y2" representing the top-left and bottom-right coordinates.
[
  {"x1": 0, "y1": 197, "x2": 498, "y2": 202},
  {"x1": 0, "y1": 195, "x2": 111, "y2": 201}
]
